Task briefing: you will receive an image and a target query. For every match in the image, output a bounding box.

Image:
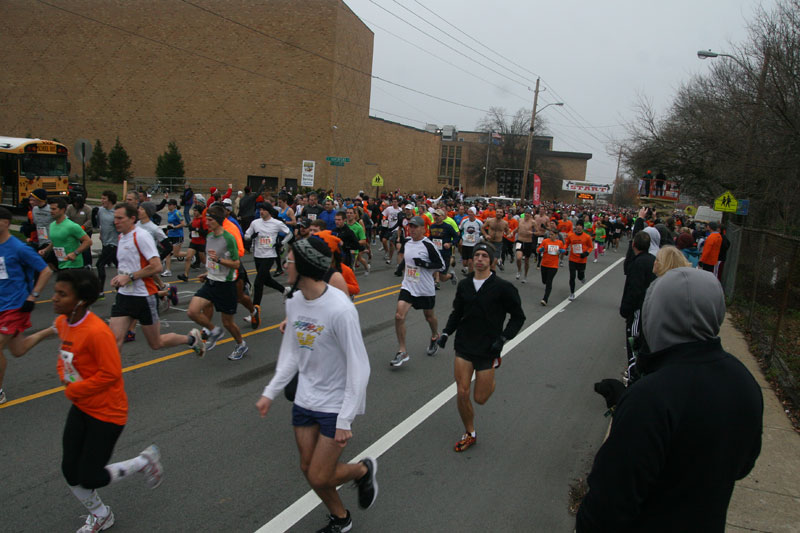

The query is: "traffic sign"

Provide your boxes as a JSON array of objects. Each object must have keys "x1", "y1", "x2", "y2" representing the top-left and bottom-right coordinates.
[
  {"x1": 736, "y1": 199, "x2": 750, "y2": 216},
  {"x1": 713, "y1": 190, "x2": 738, "y2": 213},
  {"x1": 74, "y1": 138, "x2": 93, "y2": 163},
  {"x1": 371, "y1": 173, "x2": 384, "y2": 187},
  {"x1": 330, "y1": 161, "x2": 345, "y2": 167},
  {"x1": 325, "y1": 156, "x2": 350, "y2": 165},
  {"x1": 684, "y1": 205, "x2": 697, "y2": 217}
]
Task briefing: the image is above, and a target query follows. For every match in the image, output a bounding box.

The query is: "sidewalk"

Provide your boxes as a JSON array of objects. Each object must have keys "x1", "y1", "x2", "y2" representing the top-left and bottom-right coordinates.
[{"x1": 720, "y1": 316, "x2": 800, "y2": 533}]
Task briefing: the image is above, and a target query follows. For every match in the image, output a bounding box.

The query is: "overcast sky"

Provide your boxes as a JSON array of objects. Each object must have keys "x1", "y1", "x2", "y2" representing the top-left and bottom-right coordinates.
[{"x1": 345, "y1": 0, "x2": 775, "y2": 184}]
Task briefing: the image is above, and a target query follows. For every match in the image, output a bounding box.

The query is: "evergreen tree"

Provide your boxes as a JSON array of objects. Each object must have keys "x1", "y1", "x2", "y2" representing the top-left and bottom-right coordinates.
[
  {"x1": 155, "y1": 141, "x2": 185, "y2": 187},
  {"x1": 108, "y1": 137, "x2": 133, "y2": 183},
  {"x1": 87, "y1": 139, "x2": 109, "y2": 180}
]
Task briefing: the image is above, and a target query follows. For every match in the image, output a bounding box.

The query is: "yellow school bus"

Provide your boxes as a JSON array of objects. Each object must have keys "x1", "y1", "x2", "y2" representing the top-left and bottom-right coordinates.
[{"x1": 0, "y1": 136, "x2": 70, "y2": 207}]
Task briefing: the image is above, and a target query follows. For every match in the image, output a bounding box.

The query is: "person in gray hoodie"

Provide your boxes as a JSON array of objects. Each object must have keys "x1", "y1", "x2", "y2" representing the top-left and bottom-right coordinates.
[{"x1": 577, "y1": 268, "x2": 763, "y2": 533}]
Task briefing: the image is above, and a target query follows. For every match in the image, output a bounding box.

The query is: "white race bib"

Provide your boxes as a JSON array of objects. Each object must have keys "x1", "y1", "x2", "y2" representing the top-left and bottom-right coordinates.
[
  {"x1": 572, "y1": 244, "x2": 583, "y2": 254},
  {"x1": 547, "y1": 244, "x2": 559, "y2": 256},
  {"x1": 207, "y1": 257, "x2": 220, "y2": 271},
  {"x1": 433, "y1": 238, "x2": 443, "y2": 250},
  {"x1": 537, "y1": 237, "x2": 544, "y2": 245},
  {"x1": 191, "y1": 230, "x2": 200, "y2": 239},
  {"x1": 60, "y1": 350, "x2": 83, "y2": 383},
  {"x1": 381, "y1": 219, "x2": 389, "y2": 228},
  {"x1": 405, "y1": 266, "x2": 419, "y2": 281},
  {"x1": 54, "y1": 247, "x2": 67, "y2": 261},
  {"x1": 0, "y1": 257, "x2": 7, "y2": 280},
  {"x1": 307, "y1": 213, "x2": 317, "y2": 221},
  {"x1": 464, "y1": 232, "x2": 477, "y2": 244},
  {"x1": 259, "y1": 235, "x2": 273, "y2": 248},
  {"x1": 37, "y1": 227, "x2": 48, "y2": 240},
  {"x1": 515, "y1": 242, "x2": 522, "y2": 251}
]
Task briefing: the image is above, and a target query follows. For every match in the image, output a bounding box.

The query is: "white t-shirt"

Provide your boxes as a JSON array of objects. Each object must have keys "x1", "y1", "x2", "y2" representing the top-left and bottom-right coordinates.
[
  {"x1": 400, "y1": 237, "x2": 442, "y2": 298},
  {"x1": 245, "y1": 217, "x2": 291, "y2": 258},
  {"x1": 382, "y1": 206, "x2": 402, "y2": 229},
  {"x1": 473, "y1": 277, "x2": 488, "y2": 292},
  {"x1": 460, "y1": 218, "x2": 483, "y2": 246},
  {"x1": 136, "y1": 220, "x2": 167, "y2": 243},
  {"x1": 116, "y1": 227, "x2": 159, "y2": 296},
  {"x1": 262, "y1": 286, "x2": 370, "y2": 431}
]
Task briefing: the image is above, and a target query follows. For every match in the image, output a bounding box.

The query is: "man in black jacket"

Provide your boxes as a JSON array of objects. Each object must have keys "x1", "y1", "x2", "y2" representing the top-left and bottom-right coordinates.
[
  {"x1": 577, "y1": 268, "x2": 762, "y2": 533},
  {"x1": 620, "y1": 231, "x2": 656, "y2": 379},
  {"x1": 237, "y1": 186, "x2": 258, "y2": 233},
  {"x1": 437, "y1": 242, "x2": 526, "y2": 452}
]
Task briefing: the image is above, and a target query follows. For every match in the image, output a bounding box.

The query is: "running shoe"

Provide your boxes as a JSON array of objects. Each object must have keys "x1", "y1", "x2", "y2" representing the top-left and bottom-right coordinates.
[
  {"x1": 450, "y1": 269, "x2": 457, "y2": 285},
  {"x1": 389, "y1": 351, "x2": 409, "y2": 367},
  {"x1": 188, "y1": 329, "x2": 206, "y2": 358},
  {"x1": 283, "y1": 286, "x2": 292, "y2": 301},
  {"x1": 139, "y1": 444, "x2": 163, "y2": 489},
  {"x1": 251, "y1": 304, "x2": 261, "y2": 329},
  {"x1": 593, "y1": 259, "x2": 598, "y2": 263},
  {"x1": 162, "y1": 269, "x2": 172, "y2": 277},
  {"x1": 97, "y1": 292, "x2": 105, "y2": 301},
  {"x1": 228, "y1": 342, "x2": 249, "y2": 361},
  {"x1": 315, "y1": 511, "x2": 352, "y2": 533},
  {"x1": 385, "y1": 259, "x2": 391, "y2": 265},
  {"x1": 364, "y1": 263, "x2": 370, "y2": 276},
  {"x1": 244, "y1": 316, "x2": 252, "y2": 323},
  {"x1": 274, "y1": 269, "x2": 284, "y2": 277},
  {"x1": 454, "y1": 433, "x2": 476, "y2": 452},
  {"x1": 0, "y1": 389, "x2": 6, "y2": 404},
  {"x1": 356, "y1": 457, "x2": 379, "y2": 509},
  {"x1": 168, "y1": 286, "x2": 178, "y2": 305},
  {"x1": 427, "y1": 336, "x2": 439, "y2": 356},
  {"x1": 177, "y1": 274, "x2": 189, "y2": 282},
  {"x1": 540, "y1": 299, "x2": 546, "y2": 306},
  {"x1": 461, "y1": 267, "x2": 468, "y2": 275},
  {"x1": 498, "y1": 260, "x2": 504, "y2": 271},
  {"x1": 77, "y1": 509, "x2": 115, "y2": 532},
  {"x1": 435, "y1": 281, "x2": 441, "y2": 290},
  {"x1": 125, "y1": 330, "x2": 135, "y2": 343},
  {"x1": 516, "y1": 272, "x2": 520, "y2": 280},
  {"x1": 569, "y1": 293, "x2": 576, "y2": 301},
  {"x1": 521, "y1": 278, "x2": 527, "y2": 284},
  {"x1": 205, "y1": 328, "x2": 225, "y2": 351}
]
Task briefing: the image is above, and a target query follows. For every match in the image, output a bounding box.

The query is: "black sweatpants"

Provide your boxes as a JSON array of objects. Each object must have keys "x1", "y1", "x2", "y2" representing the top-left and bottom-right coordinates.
[
  {"x1": 540, "y1": 266, "x2": 558, "y2": 303},
  {"x1": 62, "y1": 405, "x2": 124, "y2": 489},
  {"x1": 253, "y1": 257, "x2": 285, "y2": 306},
  {"x1": 568, "y1": 260, "x2": 586, "y2": 293},
  {"x1": 95, "y1": 244, "x2": 118, "y2": 291}
]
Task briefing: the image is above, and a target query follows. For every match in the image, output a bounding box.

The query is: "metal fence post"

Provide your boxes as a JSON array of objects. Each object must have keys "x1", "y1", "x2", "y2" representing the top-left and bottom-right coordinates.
[
  {"x1": 768, "y1": 241, "x2": 799, "y2": 367},
  {"x1": 747, "y1": 232, "x2": 766, "y2": 332}
]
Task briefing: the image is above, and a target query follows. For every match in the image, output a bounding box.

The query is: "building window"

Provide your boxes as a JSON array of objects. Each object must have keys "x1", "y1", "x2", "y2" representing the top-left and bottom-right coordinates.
[{"x1": 439, "y1": 144, "x2": 463, "y2": 185}]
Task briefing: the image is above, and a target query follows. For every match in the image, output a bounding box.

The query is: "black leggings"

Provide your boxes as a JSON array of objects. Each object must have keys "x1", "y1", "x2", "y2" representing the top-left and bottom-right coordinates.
[
  {"x1": 540, "y1": 266, "x2": 557, "y2": 302},
  {"x1": 568, "y1": 261, "x2": 586, "y2": 293},
  {"x1": 62, "y1": 405, "x2": 124, "y2": 489},
  {"x1": 253, "y1": 257, "x2": 285, "y2": 306},
  {"x1": 95, "y1": 244, "x2": 118, "y2": 290}
]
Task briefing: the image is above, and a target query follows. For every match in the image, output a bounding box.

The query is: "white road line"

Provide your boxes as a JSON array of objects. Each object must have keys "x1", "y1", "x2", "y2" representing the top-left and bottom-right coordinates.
[{"x1": 255, "y1": 257, "x2": 625, "y2": 533}]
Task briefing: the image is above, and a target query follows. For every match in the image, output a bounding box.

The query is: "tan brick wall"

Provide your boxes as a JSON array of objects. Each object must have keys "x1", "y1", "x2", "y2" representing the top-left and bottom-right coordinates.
[{"x1": 365, "y1": 118, "x2": 440, "y2": 195}]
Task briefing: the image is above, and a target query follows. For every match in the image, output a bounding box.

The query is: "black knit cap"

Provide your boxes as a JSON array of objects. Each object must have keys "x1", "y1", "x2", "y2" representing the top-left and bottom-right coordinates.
[{"x1": 291, "y1": 237, "x2": 332, "y2": 280}]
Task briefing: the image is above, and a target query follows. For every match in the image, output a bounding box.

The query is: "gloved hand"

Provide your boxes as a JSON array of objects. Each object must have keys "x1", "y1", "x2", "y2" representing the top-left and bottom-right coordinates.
[
  {"x1": 437, "y1": 333, "x2": 449, "y2": 348},
  {"x1": 166, "y1": 225, "x2": 174, "y2": 231},
  {"x1": 580, "y1": 252, "x2": 590, "y2": 258},
  {"x1": 490, "y1": 336, "x2": 506, "y2": 355},
  {"x1": 21, "y1": 299, "x2": 35, "y2": 313},
  {"x1": 413, "y1": 257, "x2": 432, "y2": 269}
]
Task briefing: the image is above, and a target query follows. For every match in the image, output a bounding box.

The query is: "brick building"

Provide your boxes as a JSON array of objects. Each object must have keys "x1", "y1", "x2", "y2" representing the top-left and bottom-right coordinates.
[{"x1": 0, "y1": 0, "x2": 583, "y2": 198}]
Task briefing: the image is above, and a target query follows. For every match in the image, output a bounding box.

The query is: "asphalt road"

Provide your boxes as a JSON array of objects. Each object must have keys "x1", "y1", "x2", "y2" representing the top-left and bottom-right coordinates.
[{"x1": 1, "y1": 242, "x2": 630, "y2": 533}]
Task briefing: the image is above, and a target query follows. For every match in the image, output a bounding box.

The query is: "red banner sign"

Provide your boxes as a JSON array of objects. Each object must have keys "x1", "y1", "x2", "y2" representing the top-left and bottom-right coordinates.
[{"x1": 533, "y1": 174, "x2": 541, "y2": 205}]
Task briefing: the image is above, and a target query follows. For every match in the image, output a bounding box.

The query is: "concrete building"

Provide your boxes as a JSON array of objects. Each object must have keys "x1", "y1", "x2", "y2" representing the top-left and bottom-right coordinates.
[{"x1": 1, "y1": 0, "x2": 585, "y2": 198}]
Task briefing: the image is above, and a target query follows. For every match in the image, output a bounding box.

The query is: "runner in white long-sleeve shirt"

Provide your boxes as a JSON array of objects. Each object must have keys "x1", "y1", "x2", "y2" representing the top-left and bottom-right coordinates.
[{"x1": 256, "y1": 236, "x2": 377, "y2": 533}]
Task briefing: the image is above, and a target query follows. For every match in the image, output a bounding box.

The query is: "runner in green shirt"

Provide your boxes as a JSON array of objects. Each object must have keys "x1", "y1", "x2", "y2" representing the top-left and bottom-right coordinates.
[
  {"x1": 39, "y1": 197, "x2": 91, "y2": 269},
  {"x1": 346, "y1": 207, "x2": 370, "y2": 275}
]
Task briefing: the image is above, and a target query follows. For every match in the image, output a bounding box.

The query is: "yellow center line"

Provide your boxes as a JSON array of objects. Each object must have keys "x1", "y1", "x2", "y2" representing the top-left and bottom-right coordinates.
[{"x1": 1, "y1": 283, "x2": 402, "y2": 410}]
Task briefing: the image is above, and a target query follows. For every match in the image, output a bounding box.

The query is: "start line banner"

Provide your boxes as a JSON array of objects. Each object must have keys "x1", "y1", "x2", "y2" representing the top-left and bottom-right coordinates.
[{"x1": 562, "y1": 180, "x2": 611, "y2": 194}]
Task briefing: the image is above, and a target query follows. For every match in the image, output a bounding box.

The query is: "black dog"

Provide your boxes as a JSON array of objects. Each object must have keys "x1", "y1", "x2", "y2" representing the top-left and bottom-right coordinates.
[{"x1": 594, "y1": 378, "x2": 626, "y2": 410}]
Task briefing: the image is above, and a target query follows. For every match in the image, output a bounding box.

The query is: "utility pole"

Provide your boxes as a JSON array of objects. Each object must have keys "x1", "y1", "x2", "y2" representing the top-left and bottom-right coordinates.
[
  {"x1": 613, "y1": 148, "x2": 622, "y2": 206},
  {"x1": 483, "y1": 136, "x2": 490, "y2": 195},
  {"x1": 521, "y1": 77, "x2": 540, "y2": 203}
]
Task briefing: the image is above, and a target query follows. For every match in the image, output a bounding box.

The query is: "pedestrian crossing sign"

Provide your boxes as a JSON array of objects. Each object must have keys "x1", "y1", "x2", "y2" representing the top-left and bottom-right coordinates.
[
  {"x1": 371, "y1": 174, "x2": 384, "y2": 187},
  {"x1": 713, "y1": 191, "x2": 738, "y2": 213}
]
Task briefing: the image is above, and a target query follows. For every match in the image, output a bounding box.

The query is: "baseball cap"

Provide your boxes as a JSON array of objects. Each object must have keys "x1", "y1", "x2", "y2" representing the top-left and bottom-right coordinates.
[
  {"x1": 222, "y1": 198, "x2": 232, "y2": 207},
  {"x1": 468, "y1": 207, "x2": 477, "y2": 214},
  {"x1": 297, "y1": 218, "x2": 311, "y2": 228},
  {"x1": 434, "y1": 209, "x2": 445, "y2": 217},
  {"x1": 405, "y1": 204, "x2": 415, "y2": 210},
  {"x1": 408, "y1": 216, "x2": 426, "y2": 226},
  {"x1": 30, "y1": 188, "x2": 48, "y2": 202}
]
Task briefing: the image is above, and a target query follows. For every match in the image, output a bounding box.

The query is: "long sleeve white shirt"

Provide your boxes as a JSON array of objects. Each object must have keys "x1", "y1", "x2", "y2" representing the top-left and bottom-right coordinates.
[
  {"x1": 244, "y1": 217, "x2": 291, "y2": 258},
  {"x1": 262, "y1": 285, "x2": 370, "y2": 430}
]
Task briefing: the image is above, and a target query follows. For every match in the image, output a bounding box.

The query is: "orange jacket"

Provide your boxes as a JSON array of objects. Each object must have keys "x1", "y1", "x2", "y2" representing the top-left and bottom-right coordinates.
[
  {"x1": 341, "y1": 264, "x2": 360, "y2": 295},
  {"x1": 538, "y1": 238, "x2": 566, "y2": 269},
  {"x1": 57, "y1": 312, "x2": 128, "y2": 425},
  {"x1": 565, "y1": 232, "x2": 594, "y2": 264},
  {"x1": 700, "y1": 232, "x2": 722, "y2": 265}
]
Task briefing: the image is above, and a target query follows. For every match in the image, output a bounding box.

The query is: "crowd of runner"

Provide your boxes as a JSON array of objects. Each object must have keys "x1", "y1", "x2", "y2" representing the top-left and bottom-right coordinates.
[{"x1": 1, "y1": 183, "x2": 744, "y2": 532}]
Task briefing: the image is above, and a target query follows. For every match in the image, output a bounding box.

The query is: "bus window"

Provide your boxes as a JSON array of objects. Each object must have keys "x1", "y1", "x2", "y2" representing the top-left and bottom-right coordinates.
[{"x1": 21, "y1": 153, "x2": 68, "y2": 177}]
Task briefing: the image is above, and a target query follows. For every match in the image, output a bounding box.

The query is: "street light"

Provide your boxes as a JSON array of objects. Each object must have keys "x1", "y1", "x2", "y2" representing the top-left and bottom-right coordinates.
[{"x1": 697, "y1": 49, "x2": 744, "y2": 66}]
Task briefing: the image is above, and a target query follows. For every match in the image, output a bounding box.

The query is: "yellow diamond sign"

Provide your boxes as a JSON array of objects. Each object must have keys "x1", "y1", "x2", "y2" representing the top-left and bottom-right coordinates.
[
  {"x1": 714, "y1": 191, "x2": 738, "y2": 213},
  {"x1": 371, "y1": 173, "x2": 384, "y2": 187}
]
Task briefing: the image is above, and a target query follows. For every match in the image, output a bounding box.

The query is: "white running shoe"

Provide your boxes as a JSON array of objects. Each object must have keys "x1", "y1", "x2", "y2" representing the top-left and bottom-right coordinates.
[
  {"x1": 77, "y1": 509, "x2": 115, "y2": 532},
  {"x1": 188, "y1": 329, "x2": 206, "y2": 358},
  {"x1": 569, "y1": 293, "x2": 576, "y2": 301},
  {"x1": 516, "y1": 272, "x2": 520, "y2": 280},
  {"x1": 521, "y1": 278, "x2": 527, "y2": 284},
  {"x1": 389, "y1": 352, "x2": 409, "y2": 367},
  {"x1": 593, "y1": 259, "x2": 598, "y2": 263},
  {"x1": 161, "y1": 270, "x2": 172, "y2": 277},
  {"x1": 139, "y1": 445, "x2": 163, "y2": 489},
  {"x1": 228, "y1": 342, "x2": 249, "y2": 361}
]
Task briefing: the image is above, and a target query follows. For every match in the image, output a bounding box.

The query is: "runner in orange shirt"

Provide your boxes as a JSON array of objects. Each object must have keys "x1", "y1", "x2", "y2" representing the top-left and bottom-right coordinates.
[
  {"x1": 23, "y1": 269, "x2": 163, "y2": 533},
  {"x1": 564, "y1": 224, "x2": 594, "y2": 301},
  {"x1": 536, "y1": 229, "x2": 567, "y2": 305}
]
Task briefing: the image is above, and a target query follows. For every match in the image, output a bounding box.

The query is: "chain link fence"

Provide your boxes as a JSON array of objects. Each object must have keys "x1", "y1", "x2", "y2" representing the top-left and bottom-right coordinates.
[{"x1": 724, "y1": 224, "x2": 800, "y2": 406}]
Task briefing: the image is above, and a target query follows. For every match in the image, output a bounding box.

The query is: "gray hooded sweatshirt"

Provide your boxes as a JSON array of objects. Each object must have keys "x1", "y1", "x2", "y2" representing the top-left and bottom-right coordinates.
[{"x1": 642, "y1": 267, "x2": 725, "y2": 353}]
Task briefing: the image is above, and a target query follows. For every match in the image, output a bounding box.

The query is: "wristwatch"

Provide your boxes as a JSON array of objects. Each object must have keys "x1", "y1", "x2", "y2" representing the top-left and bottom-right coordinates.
[{"x1": 31, "y1": 291, "x2": 40, "y2": 298}]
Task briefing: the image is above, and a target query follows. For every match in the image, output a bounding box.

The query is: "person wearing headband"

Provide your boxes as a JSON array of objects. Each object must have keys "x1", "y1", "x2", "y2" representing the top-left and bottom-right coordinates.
[{"x1": 256, "y1": 236, "x2": 376, "y2": 533}]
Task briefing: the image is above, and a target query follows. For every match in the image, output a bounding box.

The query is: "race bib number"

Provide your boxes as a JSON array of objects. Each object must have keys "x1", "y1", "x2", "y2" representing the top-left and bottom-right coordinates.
[
  {"x1": 405, "y1": 266, "x2": 419, "y2": 281},
  {"x1": 207, "y1": 257, "x2": 220, "y2": 271},
  {"x1": 0, "y1": 257, "x2": 7, "y2": 280},
  {"x1": 54, "y1": 247, "x2": 67, "y2": 261},
  {"x1": 432, "y1": 238, "x2": 443, "y2": 250},
  {"x1": 537, "y1": 237, "x2": 544, "y2": 245},
  {"x1": 191, "y1": 230, "x2": 200, "y2": 239},
  {"x1": 259, "y1": 235, "x2": 273, "y2": 248},
  {"x1": 381, "y1": 219, "x2": 389, "y2": 228},
  {"x1": 37, "y1": 227, "x2": 48, "y2": 240},
  {"x1": 60, "y1": 350, "x2": 83, "y2": 383},
  {"x1": 464, "y1": 232, "x2": 477, "y2": 244},
  {"x1": 307, "y1": 213, "x2": 317, "y2": 221},
  {"x1": 547, "y1": 244, "x2": 559, "y2": 256},
  {"x1": 572, "y1": 244, "x2": 583, "y2": 254},
  {"x1": 515, "y1": 242, "x2": 522, "y2": 251}
]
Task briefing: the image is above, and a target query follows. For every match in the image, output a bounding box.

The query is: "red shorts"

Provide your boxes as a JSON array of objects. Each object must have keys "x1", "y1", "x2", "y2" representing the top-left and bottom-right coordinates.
[{"x1": 0, "y1": 308, "x2": 32, "y2": 336}]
